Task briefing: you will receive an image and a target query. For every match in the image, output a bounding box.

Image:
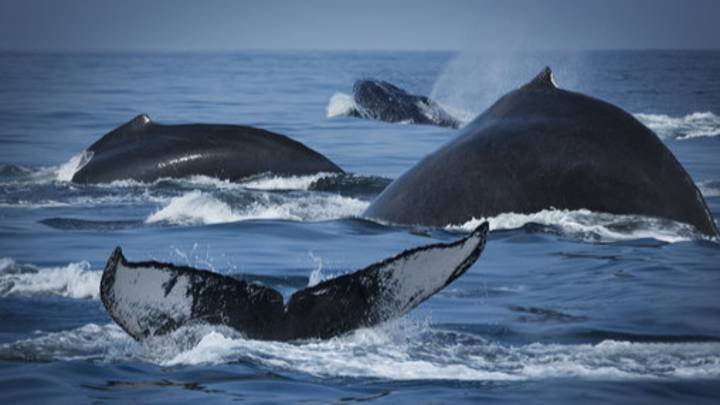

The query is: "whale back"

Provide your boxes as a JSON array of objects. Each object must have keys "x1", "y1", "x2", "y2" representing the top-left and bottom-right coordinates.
[
  {"x1": 364, "y1": 68, "x2": 718, "y2": 236},
  {"x1": 71, "y1": 115, "x2": 343, "y2": 183}
]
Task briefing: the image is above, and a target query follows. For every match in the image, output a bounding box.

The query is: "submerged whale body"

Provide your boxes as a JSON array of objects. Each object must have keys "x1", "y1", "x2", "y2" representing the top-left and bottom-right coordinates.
[
  {"x1": 101, "y1": 223, "x2": 489, "y2": 341},
  {"x1": 70, "y1": 114, "x2": 343, "y2": 183},
  {"x1": 364, "y1": 67, "x2": 719, "y2": 237},
  {"x1": 347, "y1": 79, "x2": 461, "y2": 128}
]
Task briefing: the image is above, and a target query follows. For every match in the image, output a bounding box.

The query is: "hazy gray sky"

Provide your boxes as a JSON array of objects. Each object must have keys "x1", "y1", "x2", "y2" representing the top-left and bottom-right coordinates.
[{"x1": 1, "y1": 0, "x2": 718, "y2": 51}]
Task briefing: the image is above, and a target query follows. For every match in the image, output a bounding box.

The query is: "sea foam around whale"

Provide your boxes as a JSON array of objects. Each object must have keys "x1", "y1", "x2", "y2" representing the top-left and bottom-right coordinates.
[
  {"x1": 145, "y1": 190, "x2": 368, "y2": 225},
  {"x1": 448, "y1": 209, "x2": 709, "y2": 244},
  {"x1": 2, "y1": 321, "x2": 719, "y2": 382}
]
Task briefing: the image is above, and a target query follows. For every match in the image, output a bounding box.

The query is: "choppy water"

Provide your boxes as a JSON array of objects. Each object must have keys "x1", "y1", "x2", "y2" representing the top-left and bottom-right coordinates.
[{"x1": 1, "y1": 50, "x2": 719, "y2": 404}]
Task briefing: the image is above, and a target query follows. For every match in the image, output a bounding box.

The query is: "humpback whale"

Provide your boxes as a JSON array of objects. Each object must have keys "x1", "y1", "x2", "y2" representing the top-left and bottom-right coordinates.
[
  {"x1": 101, "y1": 223, "x2": 489, "y2": 341},
  {"x1": 344, "y1": 79, "x2": 461, "y2": 128},
  {"x1": 70, "y1": 114, "x2": 343, "y2": 183},
  {"x1": 364, "y1": 68, "x2": 719, "y2": 237}
]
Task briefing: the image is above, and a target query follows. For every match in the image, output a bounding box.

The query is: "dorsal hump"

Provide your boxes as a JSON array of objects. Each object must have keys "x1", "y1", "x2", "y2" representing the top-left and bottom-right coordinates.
[
  {"x1": 521, "y1": 66, "x2": 558, "y2": 90},
  {"x1": 88, "y1": 114, "x2": 153, "y2": 152}
]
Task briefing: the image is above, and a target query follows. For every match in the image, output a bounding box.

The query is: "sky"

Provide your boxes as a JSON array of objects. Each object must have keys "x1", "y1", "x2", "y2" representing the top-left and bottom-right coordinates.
[{"x1": 0, "y1": 0, "x2": 718, "y2": 52}]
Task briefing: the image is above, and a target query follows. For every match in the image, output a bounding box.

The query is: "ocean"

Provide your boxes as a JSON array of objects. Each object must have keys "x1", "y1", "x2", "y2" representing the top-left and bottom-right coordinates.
[{"x1": 0, "y1": 50, "x2": 719, "y2": 403}]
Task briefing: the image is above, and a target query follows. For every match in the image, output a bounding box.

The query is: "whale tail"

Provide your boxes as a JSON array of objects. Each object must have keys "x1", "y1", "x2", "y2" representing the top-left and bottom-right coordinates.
[{"x1": 100, "y1": 223, "x2": 490, "y2": 341}]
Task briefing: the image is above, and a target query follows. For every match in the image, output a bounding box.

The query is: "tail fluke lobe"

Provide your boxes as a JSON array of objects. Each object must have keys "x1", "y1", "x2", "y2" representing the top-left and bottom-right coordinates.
[
  {"x1": 282, "y1": 222, "x2": 490, "y2": 339},
  {"x1": 100, "y1": 247, "x2": 285, "y2": 341}
]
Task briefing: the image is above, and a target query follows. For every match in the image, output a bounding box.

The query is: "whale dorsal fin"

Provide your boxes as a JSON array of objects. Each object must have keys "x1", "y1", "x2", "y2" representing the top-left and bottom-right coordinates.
[
  {"x1": 522, "y1": 66, "x2": 558, "y2": 90},
  {"x1": 88, "y1": 114, "x2": 153, "y2": 152},
  {"x1": 121, "y1": 114, "x2": 152, "y2": 131}
]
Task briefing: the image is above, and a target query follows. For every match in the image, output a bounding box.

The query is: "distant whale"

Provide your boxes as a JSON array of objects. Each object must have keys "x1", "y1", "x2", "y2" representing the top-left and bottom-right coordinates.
[
  {"x1": 343, "y1": 79, "x2": 461, "y2": 128},
  {"x1": 101, "y1": 223, "x2": 489, "y2": 341},
  {"x1": 70, "y1": 114, "x2": 343, "y2": 183},
  {"x1": 364, "y1": 67, "x2": 719, "y2": 237}
]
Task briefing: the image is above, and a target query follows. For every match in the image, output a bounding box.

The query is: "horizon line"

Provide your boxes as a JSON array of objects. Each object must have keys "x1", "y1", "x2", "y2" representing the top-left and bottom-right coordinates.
[{"x1": 1, "y1": 47, "x2": 720, "y2": 54}]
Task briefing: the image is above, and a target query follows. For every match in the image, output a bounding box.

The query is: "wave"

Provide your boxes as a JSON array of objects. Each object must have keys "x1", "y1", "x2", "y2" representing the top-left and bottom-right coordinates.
[
  {"x1": 634, "y1": 112, "x2": 720, "y2": 140},
  {"x1": 446, "y1": 209, "x2": 708, "y2": 243},
  {"x1": 3, "y1": 321, "x2": 719, "y2": 381},
  {"x1": 0, "y1": 258, "x2": 101, "y2": 299},
  {"x1": 146, "y1": 190, "x2": 368, "y2": 225}
]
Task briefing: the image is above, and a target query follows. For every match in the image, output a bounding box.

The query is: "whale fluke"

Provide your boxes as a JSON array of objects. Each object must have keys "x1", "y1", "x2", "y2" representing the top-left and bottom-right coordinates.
[
  {"x1": 100, "y1": 223, "x2": 490, "y2": 341},
  {"x1": 522, "y1": 66, "x2": 558, "y2": 90}
]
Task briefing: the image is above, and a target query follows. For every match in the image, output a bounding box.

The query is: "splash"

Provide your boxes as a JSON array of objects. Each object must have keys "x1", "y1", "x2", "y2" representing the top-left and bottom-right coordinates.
[
  {"x1": 326, "y1": 92, "x2": 361, "y2": 118},
  {"x1": 55, "y1": 150, "x2": 93, "y2": 182},
  {"x1": 306, "y1": 251, "x2": 327, "y2": 287}
]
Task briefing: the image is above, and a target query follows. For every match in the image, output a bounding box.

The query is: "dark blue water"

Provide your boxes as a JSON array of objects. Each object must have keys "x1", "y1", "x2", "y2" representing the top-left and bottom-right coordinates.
[{"x1": 1, "y1": 51, "x2": 719, "y2": 404}]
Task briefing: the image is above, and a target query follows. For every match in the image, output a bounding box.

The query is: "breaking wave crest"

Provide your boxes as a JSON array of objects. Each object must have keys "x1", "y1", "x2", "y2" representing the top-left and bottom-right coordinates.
[
  {"x1": 634, "y1": 112, "x2": 720, "y2": 140},
  {"x1": 0, "y1": 258, "x2": 101, "y2": 299},
  {"x1": 2, "y1": 321, "x2": 719, "y2": 381},
  {"x1": 146, "y1": 190, "x2": 368, "y2": 225},
  {"x1": 447, "y1": 209, "x2": 708, "y2": 243}
]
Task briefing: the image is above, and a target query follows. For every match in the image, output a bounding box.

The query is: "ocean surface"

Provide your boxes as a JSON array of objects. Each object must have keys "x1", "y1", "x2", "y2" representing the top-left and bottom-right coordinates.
[{"x1": 0, "y1": 50, "x2": 719, "y2": 403}]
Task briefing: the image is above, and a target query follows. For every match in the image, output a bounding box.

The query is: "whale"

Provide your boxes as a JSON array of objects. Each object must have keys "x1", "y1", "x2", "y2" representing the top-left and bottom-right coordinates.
[
  {"x1": 69, "y1": 114, "x2": 343, "y2": 183},
  {"x1": 364, "y1": 67, "x2": 719, "y2": 237},
  {"x1": 344, "y1": 79, "x2": 461, "y2": 128},
  {"x1": 100, "y1": 223, "x2": 489, "y2": 341}
]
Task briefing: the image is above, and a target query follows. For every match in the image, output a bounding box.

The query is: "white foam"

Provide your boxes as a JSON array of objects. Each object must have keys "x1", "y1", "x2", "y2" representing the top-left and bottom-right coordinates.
[
  {"x1": 326, "y1": 92, "x2": 360, "y2": 118},
  {"x1": 4, "y1": 321, "x2": 720, "y2": 381},
  {"x1": 56, "y1": 150, "x2": 93, "y2": 182},
  {"x1": 0, "y1": 323, "x2": 134, "y2": 362},
  {"x1": 241, "y1": 173, "x2": 338, "y2": 191},
  {"x1": 446, "y1": 209, "x2": 704, "y2": 243},
  {"x1": 89, "y1": 173, "x2": 338, "y2": 191},
  {"x1": 0, "y1": 258, "x2": 101, "y2": 299},
  {"x1": 146, "y1": 190, "x2": 368, "y2": 225},
  {"x1": 634, "y1": 112, "x2": 720, "y2": 140},
  {"x1": 162, "y1": 326, "x2": 720, "y2": 380}
]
